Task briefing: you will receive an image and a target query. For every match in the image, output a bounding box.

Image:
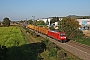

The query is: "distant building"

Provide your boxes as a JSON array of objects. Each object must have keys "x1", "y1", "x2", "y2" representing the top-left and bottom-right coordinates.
[
  {"x1": 77, "y1": 19, "x2": 90, "y2": 30},
  {"x1": 0, "y1": 22, "x2": 3, "y2": 26},
  {"x1": 77, "y1": 19, "x2": 90, "y2": 26},
  {"x1": 37, "y1": 17, "x2": 63, "y2": 26},
  {"x1": 37, "y1": 18, "x2": 51, "y2": 26}
]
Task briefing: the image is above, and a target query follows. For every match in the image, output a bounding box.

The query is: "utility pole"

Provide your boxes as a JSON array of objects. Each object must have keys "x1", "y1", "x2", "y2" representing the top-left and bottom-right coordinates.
[
  {"x1": 26, "y1": 18, "x2": 27, "y2": 27},
  {"x1": 32, "y1": 16, "x2": 35, "y2": 32},
  {"x1": 32, "y1": 16, "x2": 35, "y2": 25}
]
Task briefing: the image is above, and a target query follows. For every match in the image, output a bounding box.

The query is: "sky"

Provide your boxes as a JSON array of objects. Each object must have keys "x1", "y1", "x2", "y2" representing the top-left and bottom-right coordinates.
[{"x1": 0, "y1": 0, "x2": 90, "y2": 21}]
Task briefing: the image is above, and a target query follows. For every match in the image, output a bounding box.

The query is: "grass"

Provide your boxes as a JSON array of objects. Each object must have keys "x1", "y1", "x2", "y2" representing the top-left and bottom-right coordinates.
[
  {"x1": 72, "y1": 30, "x2": 90, "y2": 46},
  {"x1": 40, "y1": 50, "x2": 57, "y2": 60},
  {"x1": 40, "y1": 50, "x2": 49, "y2": 60},
  {"x1": 73, "y1": 37, "x2": 90, "y2": 46},
  {"x1": 0, "y1": 26, "x2": 29, "y2": 47},
  {"x1": 0, "y1": 26, "x2": 32, "y2": 60}
]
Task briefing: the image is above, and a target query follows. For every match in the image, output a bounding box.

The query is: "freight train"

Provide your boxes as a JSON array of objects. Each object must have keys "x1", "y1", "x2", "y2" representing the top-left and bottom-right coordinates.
[{"x1": 27, "y1": 24, "x2": 67, "y2": 43}]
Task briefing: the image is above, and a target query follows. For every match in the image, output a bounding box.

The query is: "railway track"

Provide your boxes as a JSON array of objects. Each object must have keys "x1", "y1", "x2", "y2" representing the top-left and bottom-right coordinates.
[
  {"x1": 65, "y1": 41, "x2": 90, "y2": 60},
  {"x1": 67, "y1": 40, "x2": 90, "y2": 54}
]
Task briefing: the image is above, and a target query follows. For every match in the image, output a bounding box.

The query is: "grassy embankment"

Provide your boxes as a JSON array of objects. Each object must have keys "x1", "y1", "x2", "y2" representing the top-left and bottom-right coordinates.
[{"x1": 73, "y1": 30, "x2": 90, "y2": 46}]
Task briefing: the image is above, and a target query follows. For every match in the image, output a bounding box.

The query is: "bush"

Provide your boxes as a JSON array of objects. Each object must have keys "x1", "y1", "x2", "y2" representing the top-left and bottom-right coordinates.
[
  {"x1": 31, "y1": 31, "x2": 37, "y2": 38},
  {"x1": 26, "y1": 28, "x2": 30, "y2": 33},
  {"x1": 47, "y1": 42, "x2": 56, "y2": 51},
  {"x1": 49, "y1": 26, "x2": 55, "y2": 30},
  {"x1": 42, "y1": 39, "x2": 49, "y2": 45},
  {"x1": 49, "y1": 48, "x2": 58, "y2": 57},
  {"x1": 57, "y1": 50, "x2": 67, "y2": 60}
]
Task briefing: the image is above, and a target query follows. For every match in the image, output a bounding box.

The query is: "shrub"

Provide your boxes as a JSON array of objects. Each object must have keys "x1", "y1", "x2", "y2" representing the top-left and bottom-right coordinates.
[
  {"x1": 49, "y1": 48, "x2": 58, "y2": 57},
  {"x1": 31, "y1": 31, "x2": 37, "y2": 38},
  {"x1": 47, "y1": 42, "x2": 57, "y2": 51},
  {"x1": 42, "y1": 39, "x2": 49, "y2": 45},
  {"x1": 57, "y1": 50, "x2": 67, "y2": 60}
]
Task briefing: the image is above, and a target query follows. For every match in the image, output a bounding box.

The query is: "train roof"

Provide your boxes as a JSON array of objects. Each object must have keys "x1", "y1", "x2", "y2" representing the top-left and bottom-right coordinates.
[
  {"x1": 49, "y1": 30, "x2": 59, "y2": 33},
  {"x1": 49, "y1": 30, "x2": 65, "y2": 33}
]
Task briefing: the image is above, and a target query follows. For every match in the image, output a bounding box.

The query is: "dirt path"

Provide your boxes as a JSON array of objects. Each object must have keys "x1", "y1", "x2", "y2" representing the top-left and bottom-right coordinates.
[{"x1": 20, "y1": 27, "x2": 35, "y2": 43}]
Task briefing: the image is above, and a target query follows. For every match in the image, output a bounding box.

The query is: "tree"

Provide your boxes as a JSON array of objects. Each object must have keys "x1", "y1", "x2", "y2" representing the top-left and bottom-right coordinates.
[
  {"x1": 58, "y1": 17, "x2": 83, "y2": 38},
  {"x1": 49, "y1": 26, "x2": 55, "y2": 30},
  {"x1": 83, "y1": 16, "x2": 90, "y2": 19},
  {"x1": 28, "y1": 20, "x2": 33, "y2": 24},
  {"x1": 3, "y1": 17, "x2": 10, "y2": 27},
  {"x1": 36, "y1": 20, "x2": 45, "y2": 26},
  {"x1": 46, "y1": 19, "x2": 49, "y2": 25},
  {"x1": 20, "y1": 20, "x2": 24, "y2": 23},
  {"x1": 0, "y1": 22, "x2": 1, "y2": 25},
  {"x1": 50, "y1": 17, "x2": 59, "y2": 24}
]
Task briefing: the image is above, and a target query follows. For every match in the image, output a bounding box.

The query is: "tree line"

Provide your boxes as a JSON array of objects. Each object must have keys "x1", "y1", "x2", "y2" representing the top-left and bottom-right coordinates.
[{"x1": 0, "y1": 17, "x2": 11, "y2": 27}]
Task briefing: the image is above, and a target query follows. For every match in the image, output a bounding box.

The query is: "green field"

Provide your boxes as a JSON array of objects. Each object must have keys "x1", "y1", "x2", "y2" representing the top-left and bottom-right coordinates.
[
  {"x1": 0, "y1": 26, "x2": 31, "y2": 60},
  {"x1": 0, "y1": 26, "x2": 29, "y2": 47}
]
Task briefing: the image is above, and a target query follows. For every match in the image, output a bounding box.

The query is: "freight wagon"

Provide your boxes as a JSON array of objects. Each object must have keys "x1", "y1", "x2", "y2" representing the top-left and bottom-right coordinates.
[{"x1": 39, "y1": 27, "x2": 50, "y2": 35}]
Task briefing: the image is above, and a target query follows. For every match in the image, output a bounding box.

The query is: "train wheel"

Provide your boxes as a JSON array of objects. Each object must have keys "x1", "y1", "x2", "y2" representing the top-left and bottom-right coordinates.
[
  {"x1": 64, "y1": 40, "x2": 66, "y2": 43},
  {"x1": 61, "y1": 40, "x2": 63, "y2": 43}
]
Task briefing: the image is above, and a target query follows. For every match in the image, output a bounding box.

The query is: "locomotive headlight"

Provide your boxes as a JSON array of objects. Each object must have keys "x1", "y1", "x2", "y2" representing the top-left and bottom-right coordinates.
[
  {"x1": 61, "y1": 37, "x2": 62, "y2": 38},
  {"x1": 64, "y1": 37, "x2": 66, "y2": 38}
]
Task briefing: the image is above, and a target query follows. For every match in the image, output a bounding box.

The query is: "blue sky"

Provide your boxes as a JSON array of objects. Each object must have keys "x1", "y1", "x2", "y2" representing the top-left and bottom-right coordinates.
[{"x1": 0, "y1": 0, "x2": 90, "y2": 21}]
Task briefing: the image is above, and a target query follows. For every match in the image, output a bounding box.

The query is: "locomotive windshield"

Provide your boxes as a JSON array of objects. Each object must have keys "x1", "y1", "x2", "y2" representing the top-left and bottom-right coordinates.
[{"x1": 60, "y1": 34, "x2": 66, "y2": 36}]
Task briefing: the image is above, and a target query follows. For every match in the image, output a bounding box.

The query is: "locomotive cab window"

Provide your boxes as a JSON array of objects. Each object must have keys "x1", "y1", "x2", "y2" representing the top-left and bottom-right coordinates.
[{"x1": 60, "y1": 34, "x2": 66, "y2": 36}]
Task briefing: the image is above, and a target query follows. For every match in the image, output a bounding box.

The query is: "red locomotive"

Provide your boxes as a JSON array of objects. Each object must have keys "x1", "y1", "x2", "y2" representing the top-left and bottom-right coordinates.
[{"x1": 48, "y1": 30, "x2": 66, "y2": 43}]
